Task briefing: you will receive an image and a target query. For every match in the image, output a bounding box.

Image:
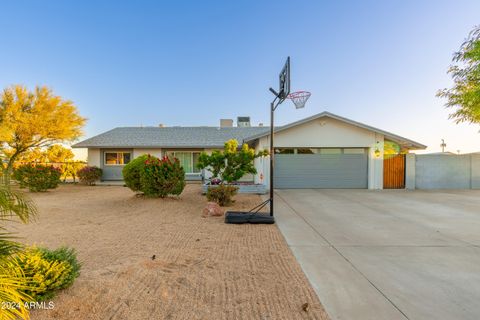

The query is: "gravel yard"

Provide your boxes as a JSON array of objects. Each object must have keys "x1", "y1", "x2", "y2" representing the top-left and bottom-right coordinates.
[{"x1": 10, "y1": 184, "x2": 329, "y2": 320}]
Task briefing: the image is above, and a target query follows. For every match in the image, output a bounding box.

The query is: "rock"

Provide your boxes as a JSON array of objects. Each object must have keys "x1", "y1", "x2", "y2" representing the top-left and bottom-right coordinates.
[
  {"x1": 202, "y1": 202, "x2": 224, "y2": 217},
  {"x1": 302, "y1": 302, "x2": 309, "y2": 312}
]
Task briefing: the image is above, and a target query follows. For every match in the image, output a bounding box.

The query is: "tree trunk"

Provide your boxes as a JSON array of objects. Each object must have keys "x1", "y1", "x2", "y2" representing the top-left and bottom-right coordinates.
[{"x1": 3, "y1": 153, "x2": 19, "y2": 187}]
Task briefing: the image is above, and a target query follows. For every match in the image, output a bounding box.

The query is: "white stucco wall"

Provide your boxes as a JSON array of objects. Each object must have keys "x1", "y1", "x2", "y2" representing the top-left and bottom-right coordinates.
[
  {"x1": 87, "y1": 148, "x2": 101, "y2": 167},
  {"x1": 253, "y1": 116, "x2": 385, "y2": 189}
]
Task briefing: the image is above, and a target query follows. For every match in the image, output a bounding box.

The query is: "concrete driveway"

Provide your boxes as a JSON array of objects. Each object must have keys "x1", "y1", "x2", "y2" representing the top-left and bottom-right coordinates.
[{"x1": 274, "y1": 189, "x2": 480, "y2": 320}]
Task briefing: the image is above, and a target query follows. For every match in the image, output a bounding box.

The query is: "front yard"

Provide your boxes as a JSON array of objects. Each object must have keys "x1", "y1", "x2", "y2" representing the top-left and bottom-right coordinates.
[{"x1": 10, "y1": 184, "x2": 328, "y2": 319}]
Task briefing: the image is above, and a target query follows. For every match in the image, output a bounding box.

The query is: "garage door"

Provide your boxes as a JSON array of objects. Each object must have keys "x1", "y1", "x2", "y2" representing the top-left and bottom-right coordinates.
[{"x1": 274, "y1": 148, "x2": 368, "y2": 189}]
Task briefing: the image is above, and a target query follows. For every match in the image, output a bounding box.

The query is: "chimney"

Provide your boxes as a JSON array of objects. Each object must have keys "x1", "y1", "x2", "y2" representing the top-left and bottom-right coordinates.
[
  {"x1": 258, "y1": 123, "x2": 264, "y2": 127},
  {"x1": 220, "y1": 119, "x2": 233, "y2": 127},
  {"x1": 237, "y1": 116, "x2": 251, "y2": 127},
  {"x1": 159, "y1": 123, "x2": 165, "y2": 128}
]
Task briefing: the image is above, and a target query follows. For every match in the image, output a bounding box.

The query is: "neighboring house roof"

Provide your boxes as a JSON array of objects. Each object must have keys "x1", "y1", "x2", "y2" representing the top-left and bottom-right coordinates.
[
  {"x1": 244, "y1": 111, "x2": 427, "y2": 150},
  {"x1": 72, "y1": 126, "x2": 270, "y2": 148}
]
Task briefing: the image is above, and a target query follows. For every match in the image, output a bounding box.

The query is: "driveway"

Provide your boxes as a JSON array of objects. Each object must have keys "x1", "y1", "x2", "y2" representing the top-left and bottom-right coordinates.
[{"x1": 274, "y1": 189, "x2": 480, "y2": 320}]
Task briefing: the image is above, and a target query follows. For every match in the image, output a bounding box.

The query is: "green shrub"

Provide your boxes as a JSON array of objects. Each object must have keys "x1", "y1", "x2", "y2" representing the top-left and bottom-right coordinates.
[
  {"x1": 206, "y1": 184, "x2": 239, "y2": 206},
  {"x1": 13, "y1": 164, "x2": 61, "y2": 192},
  {"x1": 38, "y1": 246, "x2": 81, "y2": 290},
  {"x1": 15, "y1": 246, "x2": 81, "y2": 301},
  {"x1": 77, "y1": 166, "x2": 102, "y2": 185},
  {"x1": 140, "y1": 155, "x2": 186, "y2": 197},
  {"x1": 122, "y1": 154, "x2": 149, "y2": 192},
  {"x1": 197, "y1": 139, "x2": 268, "y2": 183}
]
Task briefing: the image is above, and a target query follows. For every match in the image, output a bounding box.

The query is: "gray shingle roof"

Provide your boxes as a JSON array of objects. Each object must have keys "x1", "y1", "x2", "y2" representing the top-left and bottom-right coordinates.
[{"x1": 72, "y1": 126, "x2": 270, "y2": 148}]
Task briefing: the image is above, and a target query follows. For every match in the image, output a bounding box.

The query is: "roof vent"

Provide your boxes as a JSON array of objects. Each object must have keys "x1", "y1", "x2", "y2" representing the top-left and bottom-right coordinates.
[
  {"x1": 237, "y1": 116, "x2": 251, "y2": 127},
  {"x1": 258, "y1": 123, "x2": 264, "y2": 127},
  {"x1": 159, "y1": 123, "x2": 165, "y2": 128},
  {"x1": 220, "y1": 119, "x2": 233, "y2": 128}
]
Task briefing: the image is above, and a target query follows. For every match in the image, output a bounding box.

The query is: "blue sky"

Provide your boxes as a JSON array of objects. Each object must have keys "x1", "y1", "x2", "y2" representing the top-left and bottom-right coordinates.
[{"x1": 1, "y1": 0, "x2": 479, "y2": 156}]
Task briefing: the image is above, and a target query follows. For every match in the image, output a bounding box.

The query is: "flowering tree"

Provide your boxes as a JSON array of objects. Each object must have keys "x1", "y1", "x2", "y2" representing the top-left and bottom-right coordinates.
[
  {"x1": 197, "y1": 139, "x2": 268, "y2": 183},
  {"x1": 0, "y1": 85, "x2": 85, "y2": 184}
]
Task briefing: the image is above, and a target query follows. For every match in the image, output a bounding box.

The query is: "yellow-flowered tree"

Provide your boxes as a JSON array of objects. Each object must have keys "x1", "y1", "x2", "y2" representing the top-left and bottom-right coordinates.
[
  {"x1": 0, "y1": 85, "x2": 86, "y2": 184},
  {"x1": 197, "y1": 139, "x2": 268, "y2": 183}
]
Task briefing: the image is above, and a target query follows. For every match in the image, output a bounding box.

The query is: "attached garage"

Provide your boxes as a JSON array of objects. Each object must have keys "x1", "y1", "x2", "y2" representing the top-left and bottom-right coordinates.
[
  {"x1": 247, "y1": 112, "x2": 427, "y2": 190},
  {"x1": 274, "y1": 148, "x2": 368, "y2": 189}
]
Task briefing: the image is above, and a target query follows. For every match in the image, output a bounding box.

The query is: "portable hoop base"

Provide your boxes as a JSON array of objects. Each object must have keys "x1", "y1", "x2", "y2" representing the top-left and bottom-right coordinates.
[{"x1": 225, "y1": 211, "x2": 275, "y2": 224}]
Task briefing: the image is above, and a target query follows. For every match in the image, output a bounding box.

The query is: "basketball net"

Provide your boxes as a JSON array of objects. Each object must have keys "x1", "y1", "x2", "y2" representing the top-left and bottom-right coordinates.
[{"x1": 288, "y1": 91, "x2": 311, "y2": 109}]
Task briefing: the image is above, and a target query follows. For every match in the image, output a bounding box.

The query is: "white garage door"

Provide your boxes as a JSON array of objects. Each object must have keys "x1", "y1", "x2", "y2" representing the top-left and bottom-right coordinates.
[{"x1": 274, "y1": 148, "x2": 368, "y2": 189}]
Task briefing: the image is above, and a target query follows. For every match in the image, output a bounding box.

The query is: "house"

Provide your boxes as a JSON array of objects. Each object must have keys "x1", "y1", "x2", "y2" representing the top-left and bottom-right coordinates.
[{"x1": 72, "y1": 112, "x2": 426, "y2": 189}]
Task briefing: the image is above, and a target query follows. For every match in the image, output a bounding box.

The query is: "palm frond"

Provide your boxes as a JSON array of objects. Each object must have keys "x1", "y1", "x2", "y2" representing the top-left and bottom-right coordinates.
[
  {"x1": 0, "y1": 255, "x2": 31, "y2": 320},
  {"x1": 0, "y1": 185, "x2": 37, "y2": 224},
  {"x1": 0, "y1": 229, "x2": 23, "y2": 257}
]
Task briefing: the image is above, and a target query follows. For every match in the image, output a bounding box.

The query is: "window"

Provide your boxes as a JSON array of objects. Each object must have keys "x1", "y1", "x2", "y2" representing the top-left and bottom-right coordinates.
[
  {"x1": 275, "y1": 148, "x2": 295, "y2": 154},
  {"x1": 297, "y1": 148, "x2": 317, "y2": 154},
  {"x1": 104, "y1": 152, "x2": 131, "y2": 165},
  {"x1": 343, "y1": 148, "x2": 365, "y2": 154},
  {"x1": 319, "y1": 148, "x2": 341, "y2": 154},
  {"x1": 165, "y1": 151, "x2": 201, "y2": 173}
]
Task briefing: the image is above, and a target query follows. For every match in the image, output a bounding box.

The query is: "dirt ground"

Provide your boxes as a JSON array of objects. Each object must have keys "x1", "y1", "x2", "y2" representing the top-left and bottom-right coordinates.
[{"x1": 10, "y1": 184, "x2": 329, "y2": 320}]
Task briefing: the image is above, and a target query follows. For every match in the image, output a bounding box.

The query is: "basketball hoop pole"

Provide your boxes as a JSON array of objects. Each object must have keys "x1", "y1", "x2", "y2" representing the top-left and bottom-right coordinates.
[
  {"x1": 269, "y1": 97, "x2": 280, "y2": 216},
  {"x1": 268, "y1": 91, "x2": 286, "y2": 217}
]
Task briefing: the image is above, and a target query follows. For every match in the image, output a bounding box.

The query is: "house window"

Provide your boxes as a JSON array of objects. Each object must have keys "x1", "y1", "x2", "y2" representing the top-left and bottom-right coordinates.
[
  {"x1": 297, "y1": 148, "x2": 317, "y2": 154},
  {"x1": 104, "y1": 152, "x2": 131, "y2": 165},
  {"x1": 319, "y1": 148, "x2": 342, "y2": 154},
  {"x1": 343, "y1": 148, "x2": 365, "y2": 154},
  {"x1": 165, "y1": 151, "x2": 201, "y2": 174},
  {"x1": 274, "y1": 148, "x2": 295, "y2": 154}
]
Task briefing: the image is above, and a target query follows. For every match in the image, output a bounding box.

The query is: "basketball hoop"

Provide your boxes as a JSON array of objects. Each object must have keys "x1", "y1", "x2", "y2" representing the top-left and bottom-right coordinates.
[{"x1": 288, "y1": 91, "x2": 311, "y2": 109}]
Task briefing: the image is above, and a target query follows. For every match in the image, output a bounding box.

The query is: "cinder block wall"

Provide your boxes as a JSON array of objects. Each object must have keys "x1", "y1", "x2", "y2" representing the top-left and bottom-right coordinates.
[
  {"x1": 472, "y1": 154, "x2": 480, "y2": 189},
  {"x1": 408, "y1": 154, "x2": 480, "y2": 189},
  {"x1": 405, "y1": 154, "x2": 416, "y2": 189}
]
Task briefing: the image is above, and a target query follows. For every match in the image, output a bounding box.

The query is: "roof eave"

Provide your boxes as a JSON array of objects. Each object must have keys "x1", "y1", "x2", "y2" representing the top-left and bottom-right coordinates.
[
  {"x1": 244, "y1": 111, "x2": 427, "y2": 150},
  {"x1": 71, "y1": 144, "x2": 226, "y2": 149}
]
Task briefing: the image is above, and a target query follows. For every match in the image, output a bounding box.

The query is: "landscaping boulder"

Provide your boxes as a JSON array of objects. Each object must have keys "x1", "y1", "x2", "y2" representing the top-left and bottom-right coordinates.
[{"x1": 202, "y1": 202, "x2": 224, "y2": 217}]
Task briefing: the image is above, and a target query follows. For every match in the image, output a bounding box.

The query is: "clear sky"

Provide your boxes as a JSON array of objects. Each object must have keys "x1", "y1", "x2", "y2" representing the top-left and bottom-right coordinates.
[{"x1": 1, "y1": 0, "x2": 479, "y2": 158}]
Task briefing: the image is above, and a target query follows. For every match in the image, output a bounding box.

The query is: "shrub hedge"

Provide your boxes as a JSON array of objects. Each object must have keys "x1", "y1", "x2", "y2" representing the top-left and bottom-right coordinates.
[
  {"x1": 122, "y1": 154, "x2": 149, "y2": 192},
  {"x1": 123, "y1": 154, "x2": 186, "y2": 198},
  {"x1": 140, "y1": 156, "x2": 186, "y2": 197},
  {"x1": 206, "y1": 184, "x2": 239, "y2": 206},
  {"x1": 13, "y1": 164, "x2": 61, "y2": 192},
  {"x1": 15, "y1": 246, "x2": 81, "y2": 301},
  {"x1": 77, "y1": 166, "x2": 102, "y2": 185}
]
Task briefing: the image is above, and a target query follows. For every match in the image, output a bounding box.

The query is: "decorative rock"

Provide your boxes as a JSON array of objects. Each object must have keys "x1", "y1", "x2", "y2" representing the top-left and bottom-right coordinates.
[{"x1": 202, "y1": 202, "x2": 224, "y2": 217}]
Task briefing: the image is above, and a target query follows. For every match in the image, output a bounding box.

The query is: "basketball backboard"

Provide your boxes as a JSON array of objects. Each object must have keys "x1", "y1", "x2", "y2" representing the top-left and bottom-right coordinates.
[{"x1": 278, "y1": 56, "x2": 290, "y2": 100}]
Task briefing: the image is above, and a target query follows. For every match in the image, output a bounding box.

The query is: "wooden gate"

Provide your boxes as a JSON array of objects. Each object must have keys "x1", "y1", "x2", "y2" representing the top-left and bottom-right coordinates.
[{"x1": 383, "y1": 154, "x2": 405, "y2": 189}]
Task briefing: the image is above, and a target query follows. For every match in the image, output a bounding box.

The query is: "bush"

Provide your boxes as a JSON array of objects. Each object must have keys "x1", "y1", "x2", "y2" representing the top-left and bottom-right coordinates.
[
  {"x1": 206, "y1": 184, "x2": 239, "y2": 206},
  {"x1": 60, "y1": 161, "x2": 86, "y2": 182},
  {"x1": 140, "y1": 155, "x2": 186, "y2": 197},
  {"x1": 197, "y1": 139, "x2": 268, "y2": 183},
  {"x1": 77, "y1": 166, "x2": 102, "y2": 185},
  {"x1": 15, "y1": 246, "x2": 81, "y2": 301},
  {"x1": 37, "y1": 246, "x2": 81, "y2": 290},
  {"x1": 13, "y1": 164, "x2": 61, "y2": 192},
  {"x1": 122, "y1": 154, "x2": 149, "y2": 192}
]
